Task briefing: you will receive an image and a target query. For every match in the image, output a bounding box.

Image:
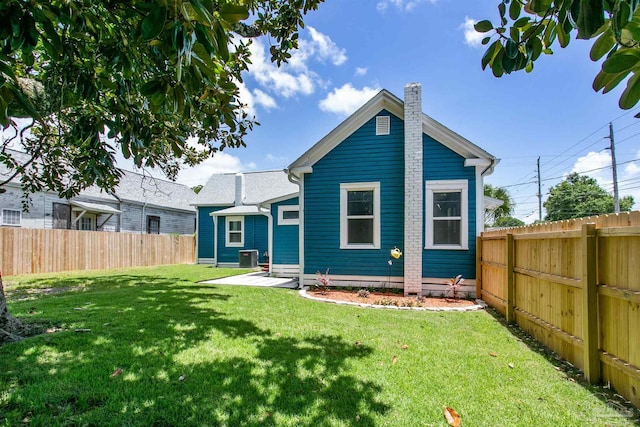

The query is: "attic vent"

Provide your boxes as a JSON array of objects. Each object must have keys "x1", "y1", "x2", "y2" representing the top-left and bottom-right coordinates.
[{"x1": 376, "y1": 116, "x2": 390, "y2": 135}]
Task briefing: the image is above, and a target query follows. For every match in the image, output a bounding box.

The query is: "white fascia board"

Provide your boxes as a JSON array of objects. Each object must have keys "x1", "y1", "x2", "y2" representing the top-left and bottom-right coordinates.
[
  {"x1": 261, "y1": 192, "x2": 299, "y2": 206},
  {"x1": 422, "y1": 115, "x2": 496, "y2": 161},
  {"x1": 288, "y1": 90, "x2": 403, "y2": 170}
]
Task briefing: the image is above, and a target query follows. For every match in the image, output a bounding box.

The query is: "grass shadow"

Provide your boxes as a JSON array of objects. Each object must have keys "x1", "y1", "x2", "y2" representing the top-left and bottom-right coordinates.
[{"x1": 1, "y1": 272, "x2": 390, "y2": 425}]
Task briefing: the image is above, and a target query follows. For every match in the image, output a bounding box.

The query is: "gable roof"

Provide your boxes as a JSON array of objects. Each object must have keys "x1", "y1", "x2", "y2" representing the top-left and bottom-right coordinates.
[
  {"x1": 288, "y1": 89, "x2": 497, "y2": 172},
  {"x1": 1, "y1": 149, "x2": 195, "y2": 212},
  {"x1": 191, "y1": 170, "x2": 298, "y2": 207}
]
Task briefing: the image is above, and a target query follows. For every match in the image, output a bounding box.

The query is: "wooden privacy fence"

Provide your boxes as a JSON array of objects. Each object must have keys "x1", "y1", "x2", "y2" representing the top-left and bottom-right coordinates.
[
  {"x1": 478, "y1": 211, "x2": 640, "y2": 408},
  {"x1": 0, "y1": 227, "x2": 196, "y2": 276}
]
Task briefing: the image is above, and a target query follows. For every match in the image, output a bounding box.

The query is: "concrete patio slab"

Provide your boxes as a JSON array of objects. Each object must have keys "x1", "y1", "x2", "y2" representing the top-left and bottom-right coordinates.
[{"x1": 200, "y1": 272, "x2": 298, "y2": 288}]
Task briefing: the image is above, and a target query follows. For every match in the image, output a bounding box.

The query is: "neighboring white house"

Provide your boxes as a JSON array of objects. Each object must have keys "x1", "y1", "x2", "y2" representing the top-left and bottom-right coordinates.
[{"x1": 1, "y1": 150, "x2": 196, "y2": 235}]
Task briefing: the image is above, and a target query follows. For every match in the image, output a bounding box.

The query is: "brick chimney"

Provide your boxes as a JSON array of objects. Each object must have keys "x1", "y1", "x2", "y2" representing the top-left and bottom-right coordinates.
[{"x1": 403, "y1": 83, "x2": 423, "y2": 295}]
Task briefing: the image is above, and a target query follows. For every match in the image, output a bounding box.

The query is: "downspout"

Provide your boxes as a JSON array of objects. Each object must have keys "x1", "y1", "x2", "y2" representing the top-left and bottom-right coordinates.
[
  {"x1": 257, "y1": 202, "x2": 273, "y2": 276},
  {"x1": 286, "y1": 167, "x2": 304, "y2": 288},
  {"x1": 195, "y1": 208, "x2": 199, "y2": 264},
  {"x1": 212, "y1": 214, "x2": 218, "y2": 267},
  {"x1": 108, "y1": 190, "x2": 122, "y2": 232}
]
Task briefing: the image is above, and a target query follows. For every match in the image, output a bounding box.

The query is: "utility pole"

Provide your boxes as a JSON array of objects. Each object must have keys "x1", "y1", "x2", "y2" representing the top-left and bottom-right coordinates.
[
  {"x1": 605, "y1": 122, "x2": 620, "y2": 213},
  {"x1": 537, "y1": 157, "x2": 542, "y2": 221}
]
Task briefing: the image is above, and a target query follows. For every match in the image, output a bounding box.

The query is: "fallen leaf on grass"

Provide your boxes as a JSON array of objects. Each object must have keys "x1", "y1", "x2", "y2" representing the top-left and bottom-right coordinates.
[
  {"x1": 444, "y1": 406, "x2": 461, "y2": 427},
  {"x1": 111, "y1": 368, "x2": 123, "y2": 378},
  {"x1": 391, "y1": 355, "x2": 397, "y2": 365},
  {"x1": 178, "y1": 375, "x2": 186, "y2": 381},
  {"x1": 355, "y1": 341, "x2": 362, "y2": 346},
  {"x1": 489, "y1": 351, "x2": 498, "y2": 357},
  {"x1": 508, "y1": 362, "x2": 515, "y2": 369},
  {"x1": 401, "y1": 344, "x2": 408, "y2": 350}
]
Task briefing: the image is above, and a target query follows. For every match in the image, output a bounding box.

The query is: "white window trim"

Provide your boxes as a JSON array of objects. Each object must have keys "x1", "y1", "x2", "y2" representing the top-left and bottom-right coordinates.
[
  {"x1": 425, "y1": 180, "x2": 468, "y2": 250},
  {"x1": 340, "y1": 182, "x2": 381, "y2": 250},
  {"x1": 2, "y1": 209, "x2": 21, "y2": 226},
  {"x1": 78, "y1": 214, "x2": 96, "y2": 231},
  {"x1": 225, "y1": 216, "x2": 244, "y2": 247},
  {"x1": 278, "y1": 205, "x2": 299, "y2": 226}
]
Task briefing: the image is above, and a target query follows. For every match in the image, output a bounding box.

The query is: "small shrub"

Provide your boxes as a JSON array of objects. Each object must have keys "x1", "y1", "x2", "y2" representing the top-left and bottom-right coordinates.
[
  {"x1": 357, "y1": 289, "x2": 370, "y2": 298},
  {"x1": 375, "y1": 297, "x2": 397, "y2": 306},
  {"x1": 315, "y1": 269, "x2": 332, "y2": 295},
  {"x1": 416, "y1": 295, "x2": 426, "y2": 303},
  {"x1": 446, "y1": 275, "x2": 465, "y2": 299}
]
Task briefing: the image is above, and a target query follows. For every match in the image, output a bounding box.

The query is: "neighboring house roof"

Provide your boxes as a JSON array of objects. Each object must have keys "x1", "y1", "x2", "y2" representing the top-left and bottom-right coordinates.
[
  {"x1": 112, "y1": 171, "x2": 196, "y2": 212},
  {"x1": 192, "y1": 170, "x2": 299, "y2": 206},
  {"x1": 70, "y1": 200, "x2": 122, "y2": 214},
  {"x1": 1, "y1": 149, "x2": 195, "y2": 212},
  {"x1": 288, "y1": 89, "x2": 498, "y2": 173},
  {"x1": 211, "y1": 205, "x2": 262, "y2": 216},
  {"x1": 484, "y1": 195, "x2": 505, "y2": 210}
]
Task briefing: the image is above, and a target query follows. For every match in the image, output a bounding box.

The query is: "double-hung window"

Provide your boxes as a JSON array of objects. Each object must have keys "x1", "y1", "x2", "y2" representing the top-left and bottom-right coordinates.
[
  {"x1": 2, "y1": 209, "x2": 21, "y2": 226},
  {"x1": 425, "y1": 180, "x2": 468, "y2": 250},
  {"x1": 225, "y1": 216, "x2": 244, "y2": 247},
  {"x1": 340, "y1": 182, "x2": 380, "y2": 249}
]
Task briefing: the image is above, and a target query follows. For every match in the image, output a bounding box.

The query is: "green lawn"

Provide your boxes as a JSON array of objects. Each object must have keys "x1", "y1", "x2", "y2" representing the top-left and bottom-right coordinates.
[{"x1": 0, "y1": 265, "x2": 637, "y2": 426}]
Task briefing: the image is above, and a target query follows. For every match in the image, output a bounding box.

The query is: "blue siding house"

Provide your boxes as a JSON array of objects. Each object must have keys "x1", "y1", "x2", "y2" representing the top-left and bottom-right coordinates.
[
  {"x1": 191, "y1": 171, "x2": 299, "y2": 276},
  {"x1": 287, "y1": 83, "x2": 498, "y2": 296}
]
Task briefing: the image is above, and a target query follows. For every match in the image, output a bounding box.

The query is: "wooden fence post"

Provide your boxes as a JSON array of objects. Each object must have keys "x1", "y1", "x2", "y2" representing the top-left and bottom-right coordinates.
[
  {"x1": 582, "y1": 223, "x2": 600, "y2": 384},
  {"x1": 506, "y1": 233, "x2": 515, "y2": 323},
  {"x1": 476, "y1": 235, "x2": 482, "y2": 300}
]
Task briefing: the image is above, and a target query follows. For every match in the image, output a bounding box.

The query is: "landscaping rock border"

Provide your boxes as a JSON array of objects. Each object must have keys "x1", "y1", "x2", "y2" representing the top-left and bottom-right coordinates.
[{"x1": 298, "y1": 289, "x2": 487, "y2": 312}]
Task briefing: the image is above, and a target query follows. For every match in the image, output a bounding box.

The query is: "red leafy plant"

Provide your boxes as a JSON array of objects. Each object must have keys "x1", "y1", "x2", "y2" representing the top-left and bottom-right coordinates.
[
  {"x1": 314, "y1": 269, "x2": 332, "y2": 295},
  {"x1": 446, "y1": 275, "x2": 465, "y2": 300}
]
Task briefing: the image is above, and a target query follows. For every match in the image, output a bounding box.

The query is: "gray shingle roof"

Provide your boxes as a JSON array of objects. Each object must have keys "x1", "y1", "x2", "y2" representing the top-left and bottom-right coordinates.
[
  {"x1": 192, "y1": 170, "x2": 298, "y2": 206},
  {"x1": 1, "y1": 149, "x2": 195, "y2": 212}
]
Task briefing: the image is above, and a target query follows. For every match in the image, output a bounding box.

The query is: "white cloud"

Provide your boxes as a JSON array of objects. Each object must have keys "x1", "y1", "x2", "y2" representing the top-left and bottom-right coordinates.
[
  {"x1": 376, "y1": 0, "x2": 436, "y2": 13},
  {"x1": 252, "y1": 89, "x2": 277, "y2": 110},
  {"x1": 319, "y1": 83, "x2": 381, "y2": 117},
  {"x1": 265, "y1": 153, "x2": 289, "y2": 165},
  {"x1": 307, "y1": 27, "x2": 347, "y2": 65},
  {"x1": 176, "y1": 152, "x2": 256, "y2": 187},
  {"x1": 247, "y1": 39, "x2": 315, "y2": 98},
  {"x1": 461, "y1": 17, "x2": 485, "y2": 48},
  {"x1": 244, "y1": 27, "x2": 347, "y2": 102},
  {"x1": 570, "y1": 151, "x2": 640, "y2": 210},
  {"x1": 355, "y1": 67, "x2": 368, "y2": 76}
]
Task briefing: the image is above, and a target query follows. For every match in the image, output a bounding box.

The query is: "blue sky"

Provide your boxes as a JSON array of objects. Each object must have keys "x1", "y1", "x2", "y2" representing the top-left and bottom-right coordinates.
[
  {"x1": 175, "y1": 0, "x2": 638, "y2": 224},
  {"x1": 19, "y1": 0, "x2": 640, "y2": 223}
]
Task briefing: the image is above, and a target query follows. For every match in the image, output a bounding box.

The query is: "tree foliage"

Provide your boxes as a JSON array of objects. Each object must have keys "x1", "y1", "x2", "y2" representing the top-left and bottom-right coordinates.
[
  {"x1": 0, "y1": 0, "x2": 322, "y2": 199},
  {"x1": 543, "y1": 172, "x2": 634, "y2": 220},
  {"x1": 493, "y1": 216, "x2": 526, "y2": 227},
  {"x1": 478, "y1": 0, "x2": 640, "y2": 111},
  {"x1": 484, "y1": 183, "x2": 515, "y2": 226}
]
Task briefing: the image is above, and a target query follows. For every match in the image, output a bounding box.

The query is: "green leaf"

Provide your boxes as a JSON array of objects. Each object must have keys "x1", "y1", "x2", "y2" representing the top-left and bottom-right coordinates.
[
  {"x1": 602, "y1": 51, "x2": 640, "y2": 74},
  {"x1": 498, "y1": 2, "x2": 506, "y2": 19},
  {"x1": 509, "y1": 0, "x2": 521, "y2": 20},
  {"x1": 505, "y1": 38, "x2": 519, "y2": 59},
  {"x1": 481, "y1": 40, "x2": 500, "y2": 70},
  {"x1": 513, "y1": 17, "x2": 531, "y2": 28},
  {"x1": 219, "y1": 4, "x2": 249, "y2": 24},
  {"x1": 474, "y1": 20, "x2": 494, "y2": 33},
  {"x1": 619, "y1": 72, "x2": 640, "y2": 109},
  {"x1": 590, "y1": 26, "x2": 615, "y2": 61},
  {"x1": 140, "y1": 80, "x2": 164, "y2": 97},
  {"x1": 527, "y1": 0, "x2": 552, "y2": 15},
  {"x1": 142, "y1": 7, "x2": 167, "y2": 40},
  {"x1": 492, "y1": 47, "x2": 505, "y2": 77},
  {"x1": 576, "y1": 0, "x2": 605, "y2": 39},
  {"x1": 593, "y1": 69, "x2": 630, "y2": 93},
  {"x1": 481, "y1": 36, "x2": 491, "y2": 45},
  {"x1": 189, "y1": 0, "x2": 213, "y2": 25},
  {"x1": 557, "y1": 25, "x2": 570, "y2": 48}
]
